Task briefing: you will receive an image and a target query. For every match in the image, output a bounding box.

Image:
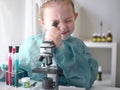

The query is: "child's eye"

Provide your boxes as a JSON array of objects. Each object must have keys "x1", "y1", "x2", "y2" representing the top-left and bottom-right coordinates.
[{"x1": 65, "y1": 20, "x2": 72, "y2": 23}]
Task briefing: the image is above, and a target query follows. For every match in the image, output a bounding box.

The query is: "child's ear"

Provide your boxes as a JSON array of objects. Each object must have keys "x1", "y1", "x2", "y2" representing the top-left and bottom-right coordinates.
[
  {"x1": 38, "y1": 18, "x2": 45, "y2": 27},
  {"x1": 74, "y1": 12, "x2": 78, "y2": 20}
]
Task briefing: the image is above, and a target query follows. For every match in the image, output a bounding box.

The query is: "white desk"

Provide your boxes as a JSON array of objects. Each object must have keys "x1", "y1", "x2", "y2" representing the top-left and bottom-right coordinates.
[
  {"x1": 0, "y1": 81, "x2": 120, "y2": 90},
  {"x1": 0, "y1": 81, "x2": 85, "y2": 90},
  {"x1": 84, "y1": 41, "x2": 117, "y2": 87}
]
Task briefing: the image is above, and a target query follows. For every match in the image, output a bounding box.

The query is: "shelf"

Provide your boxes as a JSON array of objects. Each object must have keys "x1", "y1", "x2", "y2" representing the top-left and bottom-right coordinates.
[
  {"x1": 94, "y1": 73, "x2": 111, "y2": 86},
  {"x1": 84, "y1": 41, "x2": 117, "y2": 87},
  {"x1": 84, "y1": 41, "x2": 117, "y2": 48}
]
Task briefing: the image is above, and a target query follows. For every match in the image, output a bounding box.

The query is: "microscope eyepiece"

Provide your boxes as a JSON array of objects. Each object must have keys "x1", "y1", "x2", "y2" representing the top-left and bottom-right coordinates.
[{"x1": 52, "y1": 21, "x2": 59, "y2": 27}]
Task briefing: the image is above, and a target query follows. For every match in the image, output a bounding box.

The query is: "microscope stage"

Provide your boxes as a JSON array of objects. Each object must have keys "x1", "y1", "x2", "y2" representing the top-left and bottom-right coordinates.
[{"x1": 32, "y1": 66, "x2": 57, "y2": 74}]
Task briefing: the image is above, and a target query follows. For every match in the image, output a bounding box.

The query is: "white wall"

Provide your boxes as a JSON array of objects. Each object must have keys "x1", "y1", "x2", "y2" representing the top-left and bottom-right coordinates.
[
  {"x1": 0, "y1": 0, "x2": 24, "y2": 64},
  {"x1": 74, "y1": 0, "x2": 120, "y2": 87},
  {"x1": 0, "y1": 0, "x2": 34, "y2": 64}
]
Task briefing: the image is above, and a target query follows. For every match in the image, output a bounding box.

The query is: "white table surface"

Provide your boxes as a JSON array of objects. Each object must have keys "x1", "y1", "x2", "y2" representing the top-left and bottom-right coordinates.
[
  {"x1": 0, "y1": 74, "x2": 119, "y2": 90},
  {"x1": 0, "y1": 81, "x2": 120, "y2": 90}
]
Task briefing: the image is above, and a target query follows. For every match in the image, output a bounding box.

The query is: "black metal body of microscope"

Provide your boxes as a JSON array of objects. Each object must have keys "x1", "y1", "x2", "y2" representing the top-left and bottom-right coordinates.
[{"x1": 32, "y1": 22, "x2": 59, "y2": 89}]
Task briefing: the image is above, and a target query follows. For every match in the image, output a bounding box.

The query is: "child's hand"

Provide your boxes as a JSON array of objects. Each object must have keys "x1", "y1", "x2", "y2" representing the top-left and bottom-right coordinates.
[{"x1": 45, "y1": 26, "x2": 62, "y2": 47}]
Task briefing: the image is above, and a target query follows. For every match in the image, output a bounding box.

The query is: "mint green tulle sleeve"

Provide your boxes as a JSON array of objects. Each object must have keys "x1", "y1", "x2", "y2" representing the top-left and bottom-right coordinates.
[
  {"x1": 19, "y1": 34, "x2": 46, "y2": 81},
  {"x1": 54, "y1": 36, "x2": 98, "y2": 89}
]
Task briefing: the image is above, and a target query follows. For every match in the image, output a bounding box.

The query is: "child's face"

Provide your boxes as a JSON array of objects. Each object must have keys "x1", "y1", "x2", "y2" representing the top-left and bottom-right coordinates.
[{"x1": 40, "y1": 1, "x2": 78, "y2": 40}]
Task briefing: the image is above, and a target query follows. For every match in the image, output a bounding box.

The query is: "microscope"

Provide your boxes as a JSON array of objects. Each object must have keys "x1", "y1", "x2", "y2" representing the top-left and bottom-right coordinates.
[{"x1": 32, "y1": 22, "x2": 59, "y2": 90}]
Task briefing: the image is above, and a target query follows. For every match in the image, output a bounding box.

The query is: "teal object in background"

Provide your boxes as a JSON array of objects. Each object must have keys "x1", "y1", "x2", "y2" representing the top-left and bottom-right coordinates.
[{"x1": 1, "y1": 64, "x2": 8, "y2": 71}]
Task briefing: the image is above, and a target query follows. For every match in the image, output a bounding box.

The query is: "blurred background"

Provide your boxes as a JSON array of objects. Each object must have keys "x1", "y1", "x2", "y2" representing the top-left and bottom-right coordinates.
[{"x1": 0, "y1": 0, "x2": 120, "y2": 87}]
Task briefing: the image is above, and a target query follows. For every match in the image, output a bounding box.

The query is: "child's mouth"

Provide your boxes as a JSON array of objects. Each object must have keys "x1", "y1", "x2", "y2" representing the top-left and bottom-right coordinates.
[{"x1": 61, "y1": 31, "x2": 69, "y2": 35}]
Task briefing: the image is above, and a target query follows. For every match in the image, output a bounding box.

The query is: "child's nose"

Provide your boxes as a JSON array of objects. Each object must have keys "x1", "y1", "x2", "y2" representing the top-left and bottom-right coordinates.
[{"x1": 58, "y1": 22, "x2": 67, "y2": 31}]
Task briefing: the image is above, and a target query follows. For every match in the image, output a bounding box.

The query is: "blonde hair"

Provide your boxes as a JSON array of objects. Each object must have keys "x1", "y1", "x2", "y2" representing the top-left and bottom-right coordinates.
[{"x1": 39, "y1": 0, "x2": 75, "y2": 19}]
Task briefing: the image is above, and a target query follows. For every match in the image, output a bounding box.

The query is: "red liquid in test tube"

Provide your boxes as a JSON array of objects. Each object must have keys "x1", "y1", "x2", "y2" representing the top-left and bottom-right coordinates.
[{"x1": 8, "y1": 56, "x2": 12, "y2": 85}]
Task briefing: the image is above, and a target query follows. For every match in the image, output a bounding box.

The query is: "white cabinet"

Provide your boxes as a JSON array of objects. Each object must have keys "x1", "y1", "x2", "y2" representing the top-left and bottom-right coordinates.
[{"x1": 84, "y1": 41, "x2": 117, "y2": 87}]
